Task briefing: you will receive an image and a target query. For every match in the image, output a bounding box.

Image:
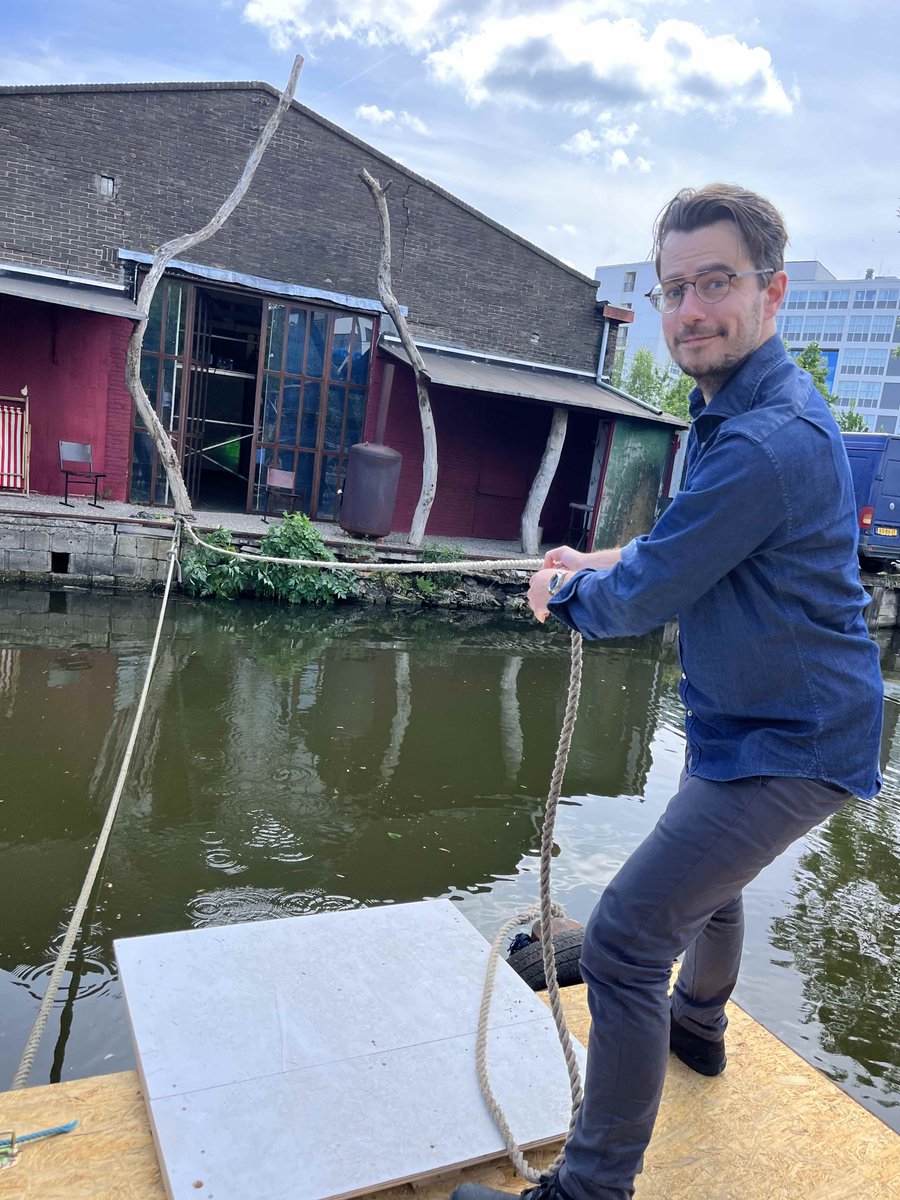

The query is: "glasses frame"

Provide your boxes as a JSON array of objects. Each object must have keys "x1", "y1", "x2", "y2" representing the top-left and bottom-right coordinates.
[{"x1": 646, "y1": 268, "x2": 775, "y2": 314}]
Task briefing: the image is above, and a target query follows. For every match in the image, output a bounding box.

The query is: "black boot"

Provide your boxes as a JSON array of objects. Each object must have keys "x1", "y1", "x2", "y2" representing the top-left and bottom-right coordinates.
[
  {"x1": 451, "y1": 1170, "x2": 571, "y2": 1200},
  {"x1": 669, "y1": 1012, "x2": 726, "y2": 1076}
]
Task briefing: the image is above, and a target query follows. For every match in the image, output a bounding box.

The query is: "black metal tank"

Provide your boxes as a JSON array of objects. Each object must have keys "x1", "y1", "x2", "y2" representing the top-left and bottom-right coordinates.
[{"x1": 339, "y1": 442, "x2": 403, "y2": 538}]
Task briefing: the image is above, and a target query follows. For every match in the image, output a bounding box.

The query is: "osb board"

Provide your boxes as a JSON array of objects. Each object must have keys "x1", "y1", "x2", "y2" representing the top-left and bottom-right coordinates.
[{"x1": 1, "y1": 988, "x2": 898, "y2": 1200}]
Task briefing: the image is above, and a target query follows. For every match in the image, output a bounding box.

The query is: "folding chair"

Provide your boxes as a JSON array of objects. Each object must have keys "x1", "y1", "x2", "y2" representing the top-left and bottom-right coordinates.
[
  {"x1": 59, "y1": 441, "x2": 106, "y2": 507},
  {"x1": 262, "y1": 466, "x2": 301, "y2": 523}
]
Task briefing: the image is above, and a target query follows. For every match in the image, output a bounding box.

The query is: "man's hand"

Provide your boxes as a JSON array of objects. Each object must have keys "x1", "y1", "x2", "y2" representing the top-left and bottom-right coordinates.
[
  {"x1": 543, "y1": 544, "x2": 623, "y2": 572},
  {"x1": 527, "y1": 568, "x2": 563, "y2": 623}
]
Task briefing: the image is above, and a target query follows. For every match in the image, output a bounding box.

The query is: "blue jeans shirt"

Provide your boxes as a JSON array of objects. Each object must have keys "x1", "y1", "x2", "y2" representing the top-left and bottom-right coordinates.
[{"x1": 549, "y1": 335, "x2": 883, "y2": 798}]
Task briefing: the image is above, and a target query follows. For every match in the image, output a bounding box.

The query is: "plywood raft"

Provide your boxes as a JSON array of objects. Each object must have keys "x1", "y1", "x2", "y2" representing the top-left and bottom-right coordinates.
[{"x1": 1, "y1": 986, "x2": 897, "y2": 1200}]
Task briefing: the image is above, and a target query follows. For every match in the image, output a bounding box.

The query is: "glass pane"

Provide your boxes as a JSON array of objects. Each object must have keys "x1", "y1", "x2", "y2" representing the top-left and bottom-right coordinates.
[
  {"x1": 301, "y1": 382, "x2": 321, "y2": 448},
  {"x1": 162, "y1": 360, "x2": 182, "y2": 429},
  {"x1": 253, "y1": 445, "x2": 274, "y2": 509},
  {"x1": 294, "y1": 454, "x2": 314, "y2": 514},
  {"x1": 140, "y1": 355, "x2": 159, "y2": 410},
  {"x1": 285, "y1": 309, "x2": 308, "y2": 375},
  {"x1": 153, "y1": 461, "x2": 170, "y2": 506},
  {"x1": 351, "y1": 317, "x2": 373, "y2": 385},
  {"x1": 345, "y1": 388, "x2": 365, "y2": 448},
  {"x1": 164, "y1": 283, "x2": 187, "y2": 356},
  {"x1": 276, "y1": 448, "x2": 295, "y2": 472},
  {"x1": 306, "y1": 312, "x2": 328, "y2": 377},
  {"x1": 265, "y1": 304, "x2": 285, "y2": 371},
  {"x1": 324, "y1": 384, "x2": 345, "y2": 452},
  {"x1": 316, "y1": 454, "x2": 342, "y2": 519},
  {"x1": 144, "y1": 287, "x2": 163, "y2": 353},
  {"x1": 330, "y1": 315, "x2": 353, "y2": 381},
  {"x1": 260, "y1": 374, "x2": 279, "y2": 442},
  {"x1": 280, "y1": 383, "x2": 300, "y2": 445},
  {"x1": 130, "y1": 431, "x2": 153, "y2": 503}
]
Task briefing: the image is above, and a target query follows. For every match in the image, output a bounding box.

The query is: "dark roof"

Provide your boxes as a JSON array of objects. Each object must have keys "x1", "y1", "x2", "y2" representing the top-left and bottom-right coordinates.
[{"x1": 381, "y1": 341, "x2": 687, "y2": 428}]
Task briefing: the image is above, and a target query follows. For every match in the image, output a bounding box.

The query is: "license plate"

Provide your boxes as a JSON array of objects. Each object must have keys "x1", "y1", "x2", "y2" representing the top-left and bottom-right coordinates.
[{"x1": 875, "y1": 526, "x2": 898, "y2": 536}]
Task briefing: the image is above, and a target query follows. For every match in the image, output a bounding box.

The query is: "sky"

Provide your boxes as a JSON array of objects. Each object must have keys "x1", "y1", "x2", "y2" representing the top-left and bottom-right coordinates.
[{"x1": 2, "y1": 0, "x2": 898, "y2": 284}]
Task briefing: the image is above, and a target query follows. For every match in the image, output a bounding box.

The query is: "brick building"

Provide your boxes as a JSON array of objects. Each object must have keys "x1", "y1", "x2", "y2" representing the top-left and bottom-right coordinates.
[{"x1": 0, "y1": 81, "x2": 683, "y2": 546}]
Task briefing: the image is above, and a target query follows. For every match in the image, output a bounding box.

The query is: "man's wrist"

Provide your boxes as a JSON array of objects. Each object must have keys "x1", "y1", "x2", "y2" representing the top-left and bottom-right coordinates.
[{"x1": 547, "y1": 569, "x2": 570, "y2": 597}]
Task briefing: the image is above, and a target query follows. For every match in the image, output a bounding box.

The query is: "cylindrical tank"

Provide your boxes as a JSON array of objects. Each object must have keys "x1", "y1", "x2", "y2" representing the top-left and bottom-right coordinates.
[{"x1": 339, "y1": 442, "x2": 403, "y2": 538}]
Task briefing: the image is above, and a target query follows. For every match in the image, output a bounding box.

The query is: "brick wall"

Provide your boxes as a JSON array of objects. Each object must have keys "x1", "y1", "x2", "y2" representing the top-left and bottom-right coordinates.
[{"x1": 0, "y1": 83, "x2": 604, "y2": 373}]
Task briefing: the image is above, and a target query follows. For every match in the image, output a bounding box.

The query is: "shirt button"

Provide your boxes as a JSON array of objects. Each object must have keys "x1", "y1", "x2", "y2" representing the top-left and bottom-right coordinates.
[
  {"x1": 681, "y1": 673, "x2": 686, "y2": 680},
  {"x1": 687, "y1": 710, "x2": 693, "y2": 717}
]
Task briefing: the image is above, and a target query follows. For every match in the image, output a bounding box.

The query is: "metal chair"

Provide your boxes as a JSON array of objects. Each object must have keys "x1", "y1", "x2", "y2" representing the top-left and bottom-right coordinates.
[
  {"x1": 59, "y1": 441, "x2": 106, "y2": 507},
  {"x1": 262, "y1": 467, "x2": 301, "y2": 523},
  {"x1": 566, "y1": 502, "x2": 594, "y2": 552}
]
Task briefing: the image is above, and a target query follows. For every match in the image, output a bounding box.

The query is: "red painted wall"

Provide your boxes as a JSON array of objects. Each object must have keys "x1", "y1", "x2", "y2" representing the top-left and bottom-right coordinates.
[
  {"x1": 0, "y1": 295, "x2": 133, "y2": 500},
  {"x1": 377, "y1": 356, "x2": 598, "y2": 542}
]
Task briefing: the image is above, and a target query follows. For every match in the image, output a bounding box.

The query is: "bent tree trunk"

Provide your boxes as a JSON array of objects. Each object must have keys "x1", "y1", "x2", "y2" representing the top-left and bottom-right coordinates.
[
  {"x1": 126, "y1": 55, "x2": 304, "y2": 519},
  {"x1": 360, "y1": 168, "x2": 437, "y2": 548},
  {"x1": 521, "y1": 406, "x2": 568, "y2": 555}
]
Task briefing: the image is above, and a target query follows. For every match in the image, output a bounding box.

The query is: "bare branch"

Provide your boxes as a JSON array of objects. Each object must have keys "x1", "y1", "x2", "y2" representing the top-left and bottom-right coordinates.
[
  {"x1": 127, "y1": 55, "x2": 304, "y2": 519},
  {"x1": 361, "y1": 167, "x2": 437, "y2": 547}
]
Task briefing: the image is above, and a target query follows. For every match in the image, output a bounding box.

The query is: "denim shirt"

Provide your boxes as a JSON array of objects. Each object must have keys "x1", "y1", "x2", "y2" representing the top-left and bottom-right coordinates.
[{"x1": 549, "y1": 335, "x2": 883, "y2": 798}]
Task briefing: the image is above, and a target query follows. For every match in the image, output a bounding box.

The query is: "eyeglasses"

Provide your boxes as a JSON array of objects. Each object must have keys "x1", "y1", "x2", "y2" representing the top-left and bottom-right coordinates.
[{"x1": 646, "y1": 268, "x2": 775, "y2": 314}]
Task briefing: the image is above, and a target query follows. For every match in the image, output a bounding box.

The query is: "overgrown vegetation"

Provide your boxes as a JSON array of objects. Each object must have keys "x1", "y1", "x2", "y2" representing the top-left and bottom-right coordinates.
[
  {"x1": 181, "y1": 526, "x2": 246, "y2": 599},
  {"x1": 246, "y1": 513, "x2": 358, "y2": 604},
  {"x1": 181, "y1": 514, "x2": 358, "y2": 605}
]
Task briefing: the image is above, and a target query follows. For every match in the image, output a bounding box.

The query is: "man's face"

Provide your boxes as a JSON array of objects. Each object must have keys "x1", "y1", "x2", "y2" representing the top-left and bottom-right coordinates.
[{"x1": 658, "y1": 220, "x2": 784, "y2": 396}]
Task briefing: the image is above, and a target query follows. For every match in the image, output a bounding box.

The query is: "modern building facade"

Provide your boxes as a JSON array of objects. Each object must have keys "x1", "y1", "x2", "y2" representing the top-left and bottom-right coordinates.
[{"x1": 595, "y1": 257, "x2": 900, "y2": 431}]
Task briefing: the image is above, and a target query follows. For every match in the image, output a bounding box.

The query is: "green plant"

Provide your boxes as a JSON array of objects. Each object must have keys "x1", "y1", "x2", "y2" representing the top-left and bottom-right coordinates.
[
  {"x1": 181, "y1": 526, "x2": 247, "y2": 599},
  {"x1": 420, "y1": 543, "x2": 465, "y2": 590},
  {"x1": 246, "y1": 512, "x2": 358, "y2": 605}
]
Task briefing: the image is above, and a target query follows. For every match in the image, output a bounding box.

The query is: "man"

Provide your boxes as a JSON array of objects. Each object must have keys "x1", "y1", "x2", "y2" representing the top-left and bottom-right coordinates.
[{"x1": 453, "y1": 184, "x2": 883, "y2": 1200}]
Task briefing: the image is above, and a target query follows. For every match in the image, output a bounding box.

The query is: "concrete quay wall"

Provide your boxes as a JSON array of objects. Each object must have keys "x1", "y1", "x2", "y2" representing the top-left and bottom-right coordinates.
[{"x1": 0, "y1": 514, "x2": 172, "y2": 588}]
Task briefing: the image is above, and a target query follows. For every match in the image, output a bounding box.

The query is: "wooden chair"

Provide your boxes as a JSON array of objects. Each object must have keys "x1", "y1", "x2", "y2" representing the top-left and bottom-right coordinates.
[
  {"x1": 59, "y1": 441, "x2": 106, "y2": 507},
  {"x1": 262, "y1": 466, "x2": 301, "y2": 522},
  {"x1": 566, "y1": 502, "x2": 594, "y2": 552}
]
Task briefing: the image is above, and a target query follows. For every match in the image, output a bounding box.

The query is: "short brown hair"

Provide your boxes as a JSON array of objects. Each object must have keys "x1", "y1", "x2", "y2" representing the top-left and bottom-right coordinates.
[{"x1": 653, "y1": 183, "x2": 788, "y2": 277}]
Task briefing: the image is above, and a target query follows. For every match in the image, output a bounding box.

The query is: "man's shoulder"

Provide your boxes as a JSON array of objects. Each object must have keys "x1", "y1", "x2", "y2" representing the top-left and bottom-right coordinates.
[{"x1": 725, "y1": 362, "x2": 833, "y2": 456}]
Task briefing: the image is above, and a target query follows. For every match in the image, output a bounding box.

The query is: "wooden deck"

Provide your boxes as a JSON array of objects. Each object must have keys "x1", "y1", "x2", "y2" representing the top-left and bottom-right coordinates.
[{"x1": 1, "y1": 985, "x2": 897, "y2": 1200}]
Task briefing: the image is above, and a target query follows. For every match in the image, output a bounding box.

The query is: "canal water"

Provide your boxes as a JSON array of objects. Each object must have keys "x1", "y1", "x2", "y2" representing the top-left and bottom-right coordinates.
[{"x1": 1, "y1": 586, "x2": 898, "y2": 1133}]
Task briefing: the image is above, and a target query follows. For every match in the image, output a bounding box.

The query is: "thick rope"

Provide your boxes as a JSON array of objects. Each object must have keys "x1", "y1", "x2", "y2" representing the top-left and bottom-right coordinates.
[
  {"x1": 475, "y1": 629, "x2": 584, "y2": 1181},
  {"x1": 182, "y1": 521, "x2": 541, "y2": 574},
  {"x1": 10, "y1": 525, "x2": 182, "y2": 1090}
]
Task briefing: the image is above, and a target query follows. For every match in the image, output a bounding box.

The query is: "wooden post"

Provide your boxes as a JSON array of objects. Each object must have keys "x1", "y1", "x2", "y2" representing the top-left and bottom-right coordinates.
[
  {"x1": 360, "y1": 168, "x2": 437, "y2": 548},
  {"x1": 521, "y1": 407, "x2": 568, "y2": 555},
  {"x1": 126, "y1": 55, "x2": 304, "y2": 519}
]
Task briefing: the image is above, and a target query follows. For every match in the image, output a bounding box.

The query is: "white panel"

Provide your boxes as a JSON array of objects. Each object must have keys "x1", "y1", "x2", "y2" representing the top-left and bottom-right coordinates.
[{"x1": 116, "y1": 900, "x2": 584, "y2": 1200}]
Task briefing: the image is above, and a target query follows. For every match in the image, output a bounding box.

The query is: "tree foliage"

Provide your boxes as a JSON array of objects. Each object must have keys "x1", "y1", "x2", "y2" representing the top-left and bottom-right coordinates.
[{"x1": 612, "y1": 347, "x2": 695, "y2": 422}]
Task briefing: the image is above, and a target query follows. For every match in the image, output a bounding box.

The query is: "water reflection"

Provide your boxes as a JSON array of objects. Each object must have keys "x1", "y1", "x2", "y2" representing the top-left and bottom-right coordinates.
[{"x1": 0, "y1": 585, "x2": 897, "y2": 1134}]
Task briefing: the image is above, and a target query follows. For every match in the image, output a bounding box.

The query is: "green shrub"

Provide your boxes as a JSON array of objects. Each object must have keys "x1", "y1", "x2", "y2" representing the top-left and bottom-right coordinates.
[
  {"x1": 246, "y1": 513, "x2": 358, "y2": 605},
  {"x1": 419, "y1": 543, "x2": 465, "y2": 590},
  {"x1": 182, "y1": 527, "x2": 247, "y2": 599}
]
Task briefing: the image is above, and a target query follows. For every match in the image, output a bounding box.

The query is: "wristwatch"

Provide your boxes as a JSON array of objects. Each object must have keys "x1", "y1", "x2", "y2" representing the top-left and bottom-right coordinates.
[{"x1": 547, "y1": 569, "x2": 570, "y2": 597}]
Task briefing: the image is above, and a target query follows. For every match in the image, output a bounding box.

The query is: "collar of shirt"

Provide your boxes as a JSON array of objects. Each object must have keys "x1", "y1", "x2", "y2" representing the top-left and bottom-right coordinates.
[{"x1": 687, "y1": 334, "x2": 789, "y2": 428}]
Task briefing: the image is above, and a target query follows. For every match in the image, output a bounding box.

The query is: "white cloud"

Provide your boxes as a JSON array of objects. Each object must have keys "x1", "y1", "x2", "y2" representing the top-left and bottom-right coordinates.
[
  {"x1": 633, "y1": 155, "x2": 652, "y2": 173},
  {"x1": 355, "y1": 103, "x2": 429, "y2": 134},
  {"x1": 608, "y1": 147, "x2": 630, "y2": 172},
  {"x1": 548, "y1": 222, "x2": 579, "y2": 236},
  {"x1": 242, "y1": 0, "x2": 449, "y2": 52},
  {"x1": 561, "y1": 128, "x2": 602, "y2": 158},
  {"x1": 598, "y1": 121, "x2": 639, "y2": 148},
  {"x1": 355, "y1": 103, "x2": 395, "y2": 125}
]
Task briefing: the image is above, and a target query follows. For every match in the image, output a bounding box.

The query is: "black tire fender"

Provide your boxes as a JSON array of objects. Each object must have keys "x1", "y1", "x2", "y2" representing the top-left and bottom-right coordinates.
[{"x1": 506, "y1": 928, "x2": 584, "y2": 991}]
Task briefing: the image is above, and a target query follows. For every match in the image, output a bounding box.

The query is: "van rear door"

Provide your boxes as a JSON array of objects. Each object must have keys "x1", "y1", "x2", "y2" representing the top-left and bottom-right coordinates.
[{"x1": 869, "y1": 437, "x2": 900, "y2": 555}]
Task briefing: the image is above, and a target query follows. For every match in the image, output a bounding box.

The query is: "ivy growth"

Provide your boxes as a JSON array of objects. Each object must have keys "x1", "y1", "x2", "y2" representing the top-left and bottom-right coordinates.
[{"x1": 181, "y1": 526, "x2": 247, "y2": 599}]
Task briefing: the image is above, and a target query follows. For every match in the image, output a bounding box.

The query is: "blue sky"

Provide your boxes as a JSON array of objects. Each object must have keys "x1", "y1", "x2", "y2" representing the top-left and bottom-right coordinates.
[{"x1": 3, "y1": 1, "x2": 898, "y2": 282}]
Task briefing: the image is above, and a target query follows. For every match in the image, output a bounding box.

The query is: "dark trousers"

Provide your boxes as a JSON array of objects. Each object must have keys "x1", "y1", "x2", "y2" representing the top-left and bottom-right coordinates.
[{"x1": 556, "y1": 773, "x2": 850, "y2": 1200}]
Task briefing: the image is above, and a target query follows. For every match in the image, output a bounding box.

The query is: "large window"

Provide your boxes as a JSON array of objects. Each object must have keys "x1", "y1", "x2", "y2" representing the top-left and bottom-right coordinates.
[
  {"x1": 840, "y1": 349, "x2": 866, "y2": 375},
  {"x1": 807, "y1": 289, "x2": 828, "y2": 309},
  {"x1": 252, "y1": 304, "x2": 373, "y2": 518},
  {"x1": 785, "y1": 289, "x2": 807, "y2": 310},
  {"x1": 829, "y1": 289, "x2": 850, "y2": 309},
  {"x1": 782, "y1": 315, "x2": 803, "y2": 341},
  {"x1": 802, "y1": 315, "x2": 823, "y2": 341},
  {"x1": 877, "y1": 288, "x2": 899, "y2": 309},
  {"x1": 130, "y1": 280, "x2": 188, "y2": 504},
  {"x1": 822, "y1": 315, "x2": 844, "y2": 343},
  {"x1": 847, "y1": 316, "x2": 871, "y2": 342},
  {"x1": 865, "y1": 349, "x2": 890, "y2": 376},
  {"x1": 854, "y1": 288, "x2": 876, "y2": 309},
  {"x1": 871, "y1": 315, "x2": 893, "y2": 343}
]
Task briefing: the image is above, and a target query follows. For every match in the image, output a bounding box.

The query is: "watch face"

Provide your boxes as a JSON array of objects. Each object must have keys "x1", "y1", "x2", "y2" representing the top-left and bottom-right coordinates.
[{"x1": 549, "y1": 571, "x2": 564, "y2": 595}]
